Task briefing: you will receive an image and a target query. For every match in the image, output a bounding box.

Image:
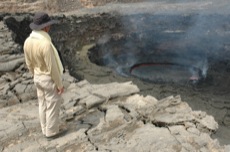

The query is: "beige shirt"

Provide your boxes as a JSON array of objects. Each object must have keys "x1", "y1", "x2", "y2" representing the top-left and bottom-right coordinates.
[{"x1": 24, "y1": 32, "x2": 63, "y2": 89}]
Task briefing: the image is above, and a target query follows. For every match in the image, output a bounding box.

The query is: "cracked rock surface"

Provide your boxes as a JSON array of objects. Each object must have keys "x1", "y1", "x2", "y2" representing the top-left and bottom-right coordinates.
[{"x1": 0, "y1": 71, "x2": 228, "y2": 151}]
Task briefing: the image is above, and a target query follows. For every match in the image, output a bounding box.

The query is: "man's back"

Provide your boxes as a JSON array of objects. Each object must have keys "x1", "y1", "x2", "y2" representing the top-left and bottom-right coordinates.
[{"x1": 24, "y1": 36, "x2": 52, "y2": 76}]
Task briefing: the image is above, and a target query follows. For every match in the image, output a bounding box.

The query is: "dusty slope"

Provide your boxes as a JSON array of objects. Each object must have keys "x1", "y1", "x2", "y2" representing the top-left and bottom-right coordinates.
[{"x1": 0, "y1": 0, "x2": 145, "y2": 13}]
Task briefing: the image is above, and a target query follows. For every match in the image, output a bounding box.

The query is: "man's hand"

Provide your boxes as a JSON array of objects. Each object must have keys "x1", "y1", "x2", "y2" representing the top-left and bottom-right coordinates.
[{"x1": 57, "y1": 87, "x2": 64, "y2": 95}]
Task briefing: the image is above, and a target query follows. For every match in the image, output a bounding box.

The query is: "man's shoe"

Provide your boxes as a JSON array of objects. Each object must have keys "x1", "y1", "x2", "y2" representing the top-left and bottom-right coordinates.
[{"x1": 46, "y1": 128, "x2": 68, "y2": 141}]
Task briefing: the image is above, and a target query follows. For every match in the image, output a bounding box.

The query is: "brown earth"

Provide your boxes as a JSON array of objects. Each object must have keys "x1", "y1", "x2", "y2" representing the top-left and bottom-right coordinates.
[{"x1": 0, "y1": 0, "x2": 145, "y2": 14}]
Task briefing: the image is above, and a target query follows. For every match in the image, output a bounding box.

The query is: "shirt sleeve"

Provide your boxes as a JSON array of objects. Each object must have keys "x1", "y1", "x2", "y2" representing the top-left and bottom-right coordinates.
[
  {"x1": 23, "y1": 40, "x2": 34, "y2": 75},
  {"x1": 43, "y1": 41, "x2": 63, "y2": 89}
]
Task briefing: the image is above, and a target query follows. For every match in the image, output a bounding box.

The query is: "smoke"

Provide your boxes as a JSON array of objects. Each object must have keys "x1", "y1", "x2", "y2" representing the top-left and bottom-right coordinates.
[
  {"x1": 93, "y1": 1, "x2": 230, "y2": 83},
  {"x1": 97, "y1": 34, "x2": 111, "y2": 45},
  {"x1": 102, "y1": 50, "x2": 138, "y2": 76}
]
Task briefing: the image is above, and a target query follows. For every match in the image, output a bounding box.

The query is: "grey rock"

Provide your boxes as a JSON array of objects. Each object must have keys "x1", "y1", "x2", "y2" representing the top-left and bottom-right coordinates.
[
  {"x1": 91, "y1": 81, "x2": 140, "y2": 99},
  {"x1": 0, "y1": 146, "x2": 3, "y2": 152},
  {"x1": 224, "y1": 145, "x2": 230, "y2": 152},
  {"x1": 1, "y1": 72, "x2": 17, "y2": 82},
  {"x1": 14, "y1": 83, "x2": 27, "y2": 94},
  {"x1": 126, "y1": 124, "x2": 179, "y2": 152},
  {"x1": 63, "y1": 99, "x2": 78, "y2": 110},
  {"x1": 0, "y1": 99, "x2": 7, "y2": 108},
  {"x1": 18, "y1": 92, "x2": 36, "y2": 103},
  {"x1": 194, "y1": 111, "x2": 218, "y2": 131},
  {"x1": 0, "y1": 57, "x2": 25, "y2": 72},
  {"x1": 105, "y1": 105, "x2": 125, "y2": 126},
  {"x1": 62, "y1": 91, "x2": 80, "y2": 105},
  {"x1": 124, "y1": 94, "x2": 158, "y2": 109},
  {"x1": 24, "y1": 83, "x2": 37, "y2": 93},
  {"x1": 5, "y1": 122, "x2": 27, "y2": 139},
  {"x1": 153, "y1": 108, "x2": 195, "y2": 125},
  {"x1": 65, "y1": 105, "x2": 85, "y2": 121},
  {"x1": 83, "y1": 94, "x2": 105, "y2": 109},
  {"x1": 7, "y1": 90, "x2": 20, "y2": 106},
  {"x1": 76, "y1": 79, "x2": 90, "y2": 87},
  {"x1": 187, "y1": 127, "x2": 200, "y2": 136},
  {"x1": 2, "y1": 83, "x2": 10, "y2": 95},
  {"x1": 181, "y1": 143, "x2": 196, "y2": 152}
]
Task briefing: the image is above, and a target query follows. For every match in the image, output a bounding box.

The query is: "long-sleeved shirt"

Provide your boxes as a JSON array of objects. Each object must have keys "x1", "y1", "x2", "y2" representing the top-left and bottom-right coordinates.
[{"x1": 23, "y1": 32, "x2": 63, "y2": 89}]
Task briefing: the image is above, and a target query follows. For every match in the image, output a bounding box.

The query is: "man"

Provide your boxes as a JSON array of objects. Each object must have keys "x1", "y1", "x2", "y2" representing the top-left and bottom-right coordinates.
[{"x1": 24, "y1": 12, "x2": 66, "y2": 140}]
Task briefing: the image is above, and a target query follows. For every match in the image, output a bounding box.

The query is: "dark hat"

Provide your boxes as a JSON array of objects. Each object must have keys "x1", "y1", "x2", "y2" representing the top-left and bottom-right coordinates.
[{"x1": 29, "y1": 12, "x2": 59, "y2": 30}]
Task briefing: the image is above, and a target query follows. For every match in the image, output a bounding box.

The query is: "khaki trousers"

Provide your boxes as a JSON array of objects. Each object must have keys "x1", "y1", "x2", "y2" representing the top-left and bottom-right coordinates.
[{"x1": 34, "y1": 74, "x2": 63, "y2": 137}]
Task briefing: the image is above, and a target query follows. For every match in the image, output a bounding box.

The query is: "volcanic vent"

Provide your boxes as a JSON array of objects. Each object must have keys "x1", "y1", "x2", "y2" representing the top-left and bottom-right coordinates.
[{"x1": 88, "y1": 14, "x2": 220, "y2": 84}]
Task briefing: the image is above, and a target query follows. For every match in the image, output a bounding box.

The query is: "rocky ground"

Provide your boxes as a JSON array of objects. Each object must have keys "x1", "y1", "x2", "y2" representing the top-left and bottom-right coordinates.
[
  {"x1": 0, "y1": 24, "x2": 228, "y2": 150},
  {"x1": 1, "y1": 0, "x2": 230, "y2": 152}
]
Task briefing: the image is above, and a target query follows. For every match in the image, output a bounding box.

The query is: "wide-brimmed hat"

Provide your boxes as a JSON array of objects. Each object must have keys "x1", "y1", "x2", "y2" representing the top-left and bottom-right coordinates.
[{"x1": 29, "y1": 12, "x2": 59, "y2": 30}]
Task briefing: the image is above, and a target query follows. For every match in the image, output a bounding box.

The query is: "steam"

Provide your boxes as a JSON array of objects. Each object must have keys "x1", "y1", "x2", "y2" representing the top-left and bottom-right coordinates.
[
  {"x1": 97, "y1": 34, "x2": 111, "y2": 45},
  {"x1": 200, "y1": 58, "x2": 208, "y2": 78},
  {"x1": 93, "y1": 2, "x2": 230, "y2": 83}
]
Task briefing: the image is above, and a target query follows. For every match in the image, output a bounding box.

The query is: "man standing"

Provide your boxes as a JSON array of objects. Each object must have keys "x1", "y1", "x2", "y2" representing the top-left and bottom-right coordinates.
[{"x1": 24, "y1": 12, "x2": 66, "y2": 140}]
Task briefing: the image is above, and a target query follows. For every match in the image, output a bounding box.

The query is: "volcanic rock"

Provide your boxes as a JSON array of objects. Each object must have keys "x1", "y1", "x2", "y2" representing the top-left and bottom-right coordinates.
[{"x1": 1, "y1": 0, "x2": 230, "y2": 152}]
